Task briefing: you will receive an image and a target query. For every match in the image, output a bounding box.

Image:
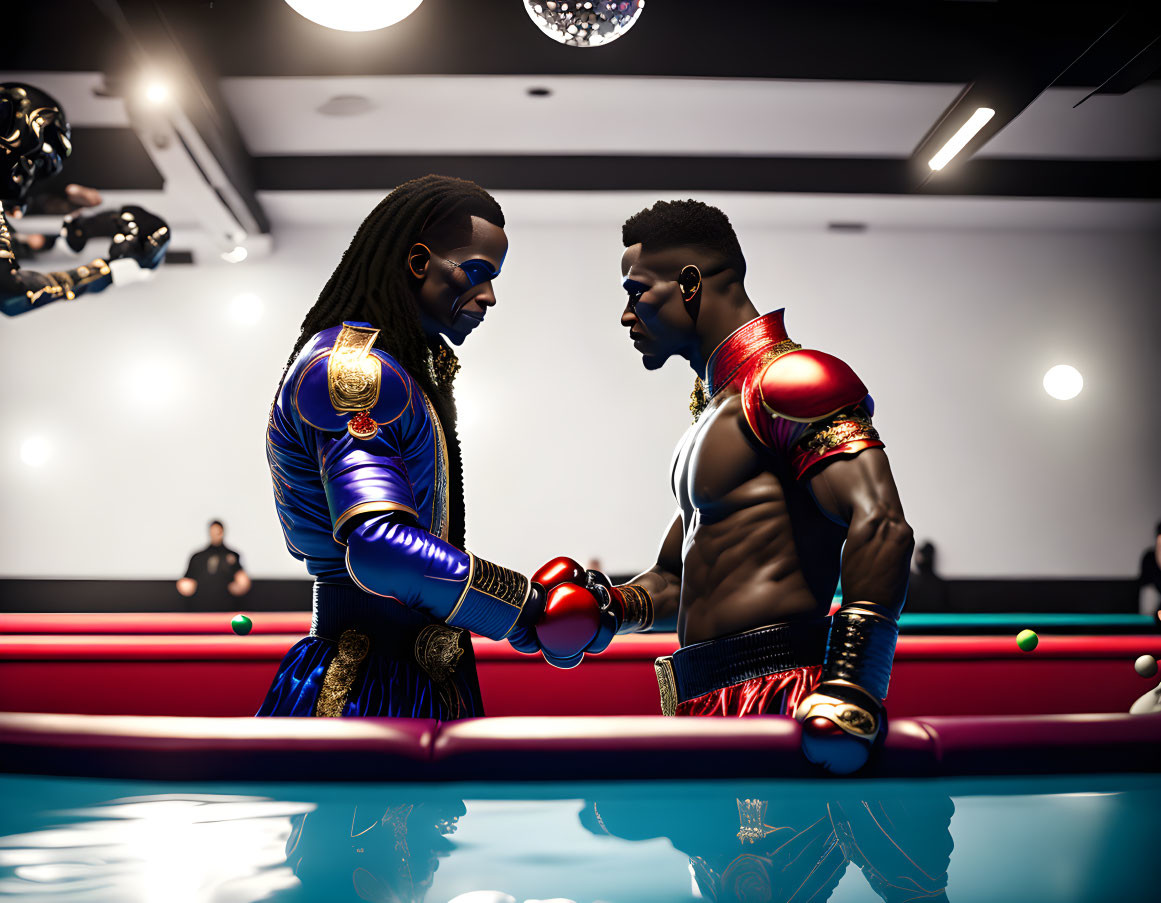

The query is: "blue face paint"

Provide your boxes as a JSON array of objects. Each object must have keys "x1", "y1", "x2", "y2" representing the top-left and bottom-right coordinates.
[{"x1": 444, "y1": 256, "x2": 502, "y2": 287}]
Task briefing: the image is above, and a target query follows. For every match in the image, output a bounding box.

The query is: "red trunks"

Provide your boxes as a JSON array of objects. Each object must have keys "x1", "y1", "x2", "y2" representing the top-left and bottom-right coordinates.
[{"x1": 675, "y1": 664, "x2": 823, "y2": 717}]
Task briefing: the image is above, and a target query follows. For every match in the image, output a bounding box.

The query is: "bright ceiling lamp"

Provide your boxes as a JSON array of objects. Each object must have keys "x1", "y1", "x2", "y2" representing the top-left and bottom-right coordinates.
[
  {"x1": 1043, "y1": 364, "x2": 1083, "y2": 401},
  {"x1": 20, "y1": 436, "x2": 51, "y2": 468},
  {"x1": 284, "y1": 0, "x2": 424, "y2": 32},
  {"x1": 928, "y1": 107, "x2": 994, "y2": 171}
]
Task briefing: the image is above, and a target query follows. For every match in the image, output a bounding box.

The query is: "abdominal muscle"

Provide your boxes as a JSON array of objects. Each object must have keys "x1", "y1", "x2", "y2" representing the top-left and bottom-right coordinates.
[
  {"x1": 677, "y1": 491, "x2": 827, "y2": 645},
  {"x1": 674, "y1": 394, "x2": 832, "y2": 646}
]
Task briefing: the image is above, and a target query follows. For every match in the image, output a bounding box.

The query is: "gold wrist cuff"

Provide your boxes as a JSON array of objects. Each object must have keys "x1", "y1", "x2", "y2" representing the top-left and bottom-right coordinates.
[{"x1": 616, "y1": 583, "x2": 655, "y2": 633}]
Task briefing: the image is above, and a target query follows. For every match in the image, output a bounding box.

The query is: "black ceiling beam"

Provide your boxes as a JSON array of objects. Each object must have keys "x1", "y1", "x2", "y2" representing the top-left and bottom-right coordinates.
[
  {"x1": 908, "y1": 4, "x2": 1149, "y2": 186},
  {"x1": 1064, "y1": 1, "x2": 1161, "y2": 97},
  {"x1": 251, "y1": 153, "x2": 1161, "y2": 200}
]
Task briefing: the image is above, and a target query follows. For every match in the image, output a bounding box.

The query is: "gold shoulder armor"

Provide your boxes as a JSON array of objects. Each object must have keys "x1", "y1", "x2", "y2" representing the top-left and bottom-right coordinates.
[{"x1": 328, "y1": 323, "x2": 381, "y2": 414}]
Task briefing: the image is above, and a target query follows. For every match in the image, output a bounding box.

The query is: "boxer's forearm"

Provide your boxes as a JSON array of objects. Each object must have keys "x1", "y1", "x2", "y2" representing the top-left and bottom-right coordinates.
[
  {"x1": 346, "y1": 511, "x2": 536, "y2": 640},
  {"x1": 1, "y1": 209, "x2": 112, "y2": 315},
  {"x1": 838, "y1": 504, "x2": 913, "y2": 619},
  {"x1": 623, "y1": 566, "x2": 680, "y2": 631},
  {"x1": 623, "y1": 511, "x2": 684, "y2": 631}
]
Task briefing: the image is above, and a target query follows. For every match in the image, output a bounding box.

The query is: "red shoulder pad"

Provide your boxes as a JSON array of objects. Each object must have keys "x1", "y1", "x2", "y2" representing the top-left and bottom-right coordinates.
[{"x1": 756, "y1": 349, "x2": 869, "y2": 421}]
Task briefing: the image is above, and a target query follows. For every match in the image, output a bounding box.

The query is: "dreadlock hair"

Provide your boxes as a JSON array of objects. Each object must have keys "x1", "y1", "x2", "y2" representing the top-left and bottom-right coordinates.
[
  {"x1": 622, "y1": 199, "x2": 746, "y2": 280},
  {"x1": 284, "y1": 174, "x2": 505, "y2": 549}
]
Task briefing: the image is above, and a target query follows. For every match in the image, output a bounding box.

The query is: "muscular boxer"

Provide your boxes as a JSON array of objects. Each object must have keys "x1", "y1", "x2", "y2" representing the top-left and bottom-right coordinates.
[
  {"x1": 1, "y1": 83, "x2": 170, "y2": 317},
  {"x1": 261, "y1": 175, "x2": 580, "y2": 719},
  {"x1": 582, "y1": 790, "x2": 953, "y2": 903},
  {"x1": 533, "y1": 200, "x2": 913, "y2": 773}
]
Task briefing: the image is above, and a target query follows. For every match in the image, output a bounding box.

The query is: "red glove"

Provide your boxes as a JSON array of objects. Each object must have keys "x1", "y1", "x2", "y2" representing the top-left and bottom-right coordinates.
[{"x1": 531, "y1": 557, "x2": 618, "y2": 669}]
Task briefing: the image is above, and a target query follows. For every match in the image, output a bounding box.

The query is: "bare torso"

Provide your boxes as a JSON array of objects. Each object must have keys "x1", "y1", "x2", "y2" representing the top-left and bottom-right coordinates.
[{"x1": 673, "y1": 390, "x2": 847, "y2": 645}]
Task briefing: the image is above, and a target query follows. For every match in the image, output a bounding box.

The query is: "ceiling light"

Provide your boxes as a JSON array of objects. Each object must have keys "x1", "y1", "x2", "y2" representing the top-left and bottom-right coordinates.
[
  {"x1": 20, "y1": 437, "x2": 51, "y2": 468},
  {"x1": 123, "y1": 358, "x2": 180, "y2": 408},
  {"x1": 221, "y1": 246, "x2": 248, "y2": 264},
  {"x1": 230, "y1": 292, "x2": 263, "y2": 326},
  {"x1": 928, "y1": 107, "x2": 994, "y2": 171},
  {"x1": 143, "y1": 81, "x2": 170, "y2": 106},
  {"x1": 284, "y1": 0, "x2": 424, "y2": 32},
  {"x1": 1043, "y1": 364, "x2": 1083, "y2": 401}
]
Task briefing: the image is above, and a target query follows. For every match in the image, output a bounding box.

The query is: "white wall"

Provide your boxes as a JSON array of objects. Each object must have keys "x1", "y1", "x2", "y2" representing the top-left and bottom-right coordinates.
[{"x1": 2, "y1": 195, "x2": 1158, "y2": 579}]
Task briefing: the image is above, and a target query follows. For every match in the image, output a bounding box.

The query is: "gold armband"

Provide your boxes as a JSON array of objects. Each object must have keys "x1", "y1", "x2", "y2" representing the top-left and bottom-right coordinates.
[
  {"x1": 614, "y1": 583, "x2": 654, "y2": 633},
  {"x1": 445, "y1": 554, "x2": 532, "y2": 640}
]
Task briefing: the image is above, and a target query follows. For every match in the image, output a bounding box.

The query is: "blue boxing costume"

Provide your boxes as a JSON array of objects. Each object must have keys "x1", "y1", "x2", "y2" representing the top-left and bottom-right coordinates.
[{"x1": 259, "y1": 321, "x2": 541, "y2": 719}]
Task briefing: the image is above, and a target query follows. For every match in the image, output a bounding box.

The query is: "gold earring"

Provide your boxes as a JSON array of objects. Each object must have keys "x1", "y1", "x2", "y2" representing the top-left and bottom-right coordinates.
[
  {"x1": 408, "y1": 242, "x2": 431, "y2": 279},
  {"x1": 678, "y1": 265, "x2": 702, "y2": 303}
]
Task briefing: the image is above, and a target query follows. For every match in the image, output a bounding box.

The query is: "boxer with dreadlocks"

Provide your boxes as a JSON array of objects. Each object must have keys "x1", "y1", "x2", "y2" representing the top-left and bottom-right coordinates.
[{"x1": 260, "y1": 175, "x2": 594, "y2": 719}]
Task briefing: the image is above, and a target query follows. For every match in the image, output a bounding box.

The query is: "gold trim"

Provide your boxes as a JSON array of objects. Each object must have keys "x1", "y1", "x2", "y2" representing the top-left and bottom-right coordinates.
[
  {"x1": 344, "y1": 545, "x2": 404, "y2": 601},
  {"x1": 469, "y1": 557, "x2": 531, "y2": 606},
  {"x1": 293, "y1": 355, "x2": 331, "y2": 430},
  {"x1": 712, "y1": 338, "x2": 801, "y2": 397},
  {"x1": 761, "y1": 397, "x2": 857, "y2": 426},
  {"x1": 314, "y1": 629, "x2": 370, "y2": 717},
  {"x1": 736, "y1": 799, "x2": 779, "y2": 844},
  {"x1": 420, "y1": 390, "x2": 450, "y2": 540},
  {"x1": 443, "y1": 552, "x2": 476, "y2": 626},
  {"x1": 654, "y1": 656, "x2": 678, "y2": 716},
  {"x1": 690, "y1": 377, "x2": 708, "y2": 422},
  {"x1": 332, "y1": 500, "x2": 419, "y2": 544},
  {"x1": 617, "y1": 583, "x2": 655, "y2": 632},
  {"x1": 833, "y1": 606, "x2": 894, "y2": 624},
  {"x1": 799, "y1": 409, "x2": 880, "y2": 457},
  {"x1": 328, "y1": 324, "x2": 381, "y2": 412},
  {"x1": 346, "y1": 411, "x2": 376, "y2": 440},
  {"x1": 414, "y1": 624, "x2": 464, "y2": 683}
]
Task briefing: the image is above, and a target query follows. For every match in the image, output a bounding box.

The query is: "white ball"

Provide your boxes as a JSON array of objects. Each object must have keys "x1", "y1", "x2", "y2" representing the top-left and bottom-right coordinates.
[{"x1": 1133, "y1": 654, "x2": 1158, "y2": 678}]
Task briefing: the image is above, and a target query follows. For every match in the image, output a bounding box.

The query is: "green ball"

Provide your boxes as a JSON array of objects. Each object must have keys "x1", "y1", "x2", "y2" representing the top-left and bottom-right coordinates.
[
  {"x1": 231, "y1": 614, "x2": 253, "y2": 636},
  {"x1": 1016, "y1": 629, "x2": 1038, "y2": 652}
]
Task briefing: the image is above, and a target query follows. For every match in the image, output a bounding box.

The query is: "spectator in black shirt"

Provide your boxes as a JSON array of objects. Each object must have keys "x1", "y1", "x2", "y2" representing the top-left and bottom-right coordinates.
[
  {"x1": 1138, "y1": 521, "x2": 1161, "y2": 617},
  {"x1": 906, "y1": 540, "x2": 949, "y2": 612},
  {"x1": 177, "y1": 520, "x2": 250, "y2": 610}
]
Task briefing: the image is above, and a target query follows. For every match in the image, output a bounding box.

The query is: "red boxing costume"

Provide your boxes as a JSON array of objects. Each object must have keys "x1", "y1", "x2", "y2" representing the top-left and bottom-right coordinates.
[{"x1": 654, "y1": 309, "x2": 884, "y2": 720}]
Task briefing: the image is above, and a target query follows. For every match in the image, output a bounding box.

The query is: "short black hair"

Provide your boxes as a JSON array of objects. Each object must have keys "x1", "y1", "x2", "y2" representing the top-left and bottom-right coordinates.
[
  {"x1": 209, "y1": 520, "x2": 224, "y2": 530},
  {"x1": 622, "y1": 199, "x2": 746, "y2": 278}
]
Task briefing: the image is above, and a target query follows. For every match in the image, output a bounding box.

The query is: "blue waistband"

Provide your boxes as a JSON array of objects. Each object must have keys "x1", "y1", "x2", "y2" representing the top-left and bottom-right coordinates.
[{"x1": 310, "y1": 581, "x2": 433, "y2": 654}]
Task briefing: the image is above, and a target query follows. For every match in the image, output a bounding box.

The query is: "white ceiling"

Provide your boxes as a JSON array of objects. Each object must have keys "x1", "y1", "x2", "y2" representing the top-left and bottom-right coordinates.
[
  {"x1": 221, "y1": 75, "x2": 967, "y2": 156},
  {"x1": 221, "y1": 75, "x2": 1161, "y2": 159},
  {"x1": 5, "y1": 71, "x2": 1158, "y2": 242},
  {"x1": 14, "y1": 69, "x2": 1157, "y2": 161}
]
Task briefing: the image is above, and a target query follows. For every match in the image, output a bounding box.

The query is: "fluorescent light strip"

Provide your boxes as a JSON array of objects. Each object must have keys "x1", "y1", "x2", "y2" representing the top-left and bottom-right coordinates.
[{"x1": 928, "y1": 107, "x2": 995, "y2": 171}]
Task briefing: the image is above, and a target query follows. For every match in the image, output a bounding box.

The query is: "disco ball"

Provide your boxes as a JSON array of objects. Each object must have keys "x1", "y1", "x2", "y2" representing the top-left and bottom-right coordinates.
[{"x1": 524, "y1": 0, "x2": 645, "y2": 48}]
